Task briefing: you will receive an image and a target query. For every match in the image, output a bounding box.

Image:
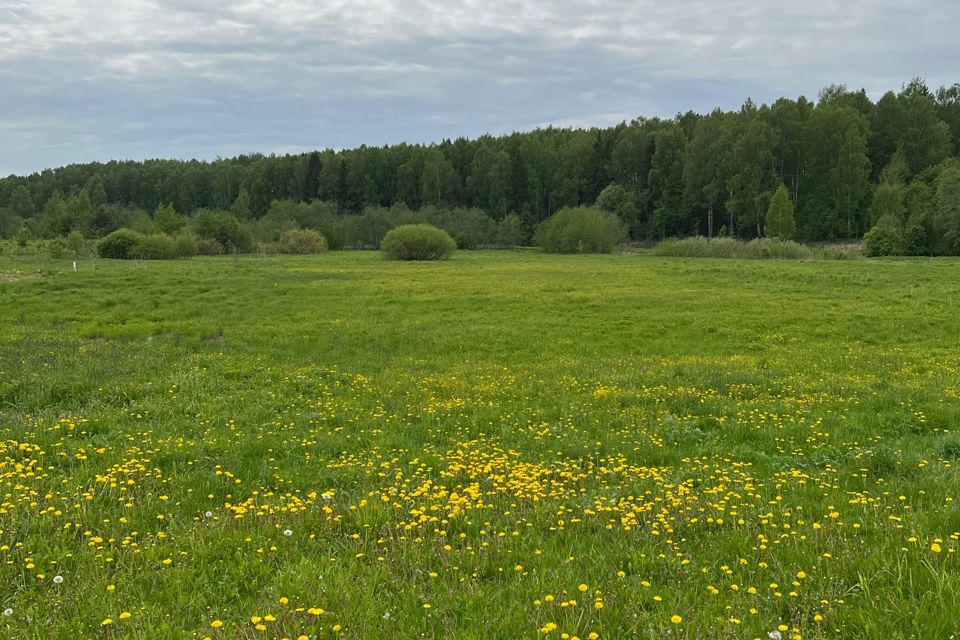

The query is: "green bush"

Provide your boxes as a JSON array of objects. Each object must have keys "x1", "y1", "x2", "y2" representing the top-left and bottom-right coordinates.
[
  {"x1": 192, "y1": 209, "x2": 255, "y2": 253},
  {"x1": 97, "y1": 228, "x2": 141, "y2": 259},
  {"x1": 279, "y1": 228, "x2": 328, "y2": 254},
  {"x1": 534, "y1": 206, "x2": 626, "y2": 254},
  {"x1": 651, "y1": 236, "x2": 813, "y2": 259},
  {"x1": 174, "y1": 232, "x2": 199, "y2": 258},
  {"x1": 66, "y1": 230, "x2": 86, "y2": 257},
  {"x1": 381, "y1": 224, "x2": 456, "y2": 261},
  {"x1": 131, "y1": 233, "x2": 178, "y2": 260},
  {"x1": 47, "y1": 237, "x2": 70, "y2": 259},
  {"x1": 197, "y1": 238, "x2": 224, "y2": 256},
  {"x1": 864, "y1": 215, "x2": 904, "y2": 256}
]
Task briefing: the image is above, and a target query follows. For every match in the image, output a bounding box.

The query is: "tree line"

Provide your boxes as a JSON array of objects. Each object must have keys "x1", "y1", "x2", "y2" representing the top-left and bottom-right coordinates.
[{"x1": 1, "y1": 78, "x2": 958, "y2": 252}]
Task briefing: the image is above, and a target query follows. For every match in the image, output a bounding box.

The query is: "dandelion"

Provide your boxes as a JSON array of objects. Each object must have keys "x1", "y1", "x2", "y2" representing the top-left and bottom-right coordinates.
[
  {"x1": 931, "y1": 542, "x2": 942, "y2": 553},
  {"x1": 211, "y1": 620, "x2": 223, "y2": 628},
  {"x1": 768, "y1": 632, "x2": 782, "y2": 640},
  {"x1": 101, "y1": 618, "x2": 113, "y2": 626},
  {"x1": 322, "y1": 493, "x2": 333, "y2": 501},
  {"x1": 307, "y1": 607, "x2": 324, "y2": 616},
  {"x1": 53, "y1": 575, "x2": 64, "y2": 584},
  {"x1": 119, "y1": 612, "x2": 131, "y2": 620},
  {"x1": 578, "y1": 583, "x2": 589, "y2": 592},
  {"x1": 3, "y1": 609, "x2": 12, "y2": 617},
  {"x1": 670, "y1": 615, "x2": 682, "y2": 624},
  {"x1": 204, "y1": 511, "x2": 213, "y2": 518},
  {"x1": 283, "y1": 529, "x2": 293, "y2": 537}
]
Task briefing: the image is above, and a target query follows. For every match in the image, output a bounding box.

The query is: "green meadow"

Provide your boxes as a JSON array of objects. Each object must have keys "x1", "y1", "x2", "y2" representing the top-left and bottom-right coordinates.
[{"x1": 0, "y1": 251, "x2": 958, "y2": 639}]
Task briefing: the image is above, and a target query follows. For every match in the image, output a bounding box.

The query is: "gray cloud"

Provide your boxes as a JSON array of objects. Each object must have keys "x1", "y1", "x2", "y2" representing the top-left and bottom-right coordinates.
[{"x1": 1, "y1": 0, "x2": 958, "y2": 175}]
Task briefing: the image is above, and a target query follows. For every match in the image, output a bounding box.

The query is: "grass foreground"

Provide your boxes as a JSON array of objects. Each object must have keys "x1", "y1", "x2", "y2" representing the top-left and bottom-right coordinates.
[{"x1": 1, "y1": 251, "x2": 959, "y2": 639}]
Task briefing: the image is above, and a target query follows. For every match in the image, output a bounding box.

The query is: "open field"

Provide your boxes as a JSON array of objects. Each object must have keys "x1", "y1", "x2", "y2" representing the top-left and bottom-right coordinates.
[{"x1": 1, "y1": 251, "x2": 959, "y2": 639}]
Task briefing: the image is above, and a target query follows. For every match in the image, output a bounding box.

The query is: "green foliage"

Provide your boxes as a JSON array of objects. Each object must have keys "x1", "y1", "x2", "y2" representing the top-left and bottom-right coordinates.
[
  {"x1": 192, "y1": 209, "x2": 255, "y2": 254},
  {"x1": 534, "y1": 206, "x2": 626, "y2": 254},
  {"x1": 0, "y1": 207, "x2": 22, "y2": 239},
  {"x1": 131, "y1": 233, "x2": 179, "y2": 260},
  {"x1": 652, "y1": 236, "x2": 813, "y2": 259},
  {"x1": 1, "y1": 78, "x2": 957, "y2": 248},
  {"x1": 380, "y1": 224, "x2": 456, "y2": 260},
  {"x1": 96, "y1": 228, "x2": 141, "y2": 259},
  {"x1": 494, "y1": 213, "x2": 527, "y2": 248},
  {"x1": 868, "y1": 184, "x2": 905, "y2": 227},
  {"x1": 426, "y1": 208, "x2": 496, "y2": 249},
  {"x1": 279, "y1": 228, "x2": 328, "y2": 254},
  {"x1": 864, "y1": 215, "x2": 904, "y2": 256},
  {"x1": 174, "y1": 232, "x2": 199, "y2": 258},
  {"x1": 154, "y1": 203, "x2": 188, "y2": 235},
  {"x1": 65, "y1": 230, "x2": 86, "y2": 257},
  {"x1": 764, "y1": 185, "x2": 796, "y2": 240},
  {"x1": 932, "y1": 164, "x2": 960, "y2": 255},
  {"x1": 46, "y1": 237, "x2": 70, "y2": 259}
]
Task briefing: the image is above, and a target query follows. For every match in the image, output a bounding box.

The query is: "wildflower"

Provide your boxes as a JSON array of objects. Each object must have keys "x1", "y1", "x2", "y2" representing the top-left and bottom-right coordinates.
[
  {"x1": 283, "y1": 529, "x2": 293, "y2": 537},
  {"x1": 578, "y1": 583, "x2": 589, "y2": 592},
  {"x1": 931, "y1": 542, "x2": 942, "y2": 553},
  {"x1": 332, "y1": 624, "x2": 342, "y2": 632},
  {"x1": 670, "y1": 615, "x2": 682, "y2": 624},
  {"x1": 307, "y1": 607, "x2": 324, "y2": 615},
  {"x1": 53, "y1": 575, "x2": 64, "y2": 584},
  {"x1": 119, "y1": 612, "x2": 131, "y2": 620},
  {"x1": 540, "y1": 622, "x2": 558, "y2": 633},
  {"x1": 101, "y1": 618, "x2": 113, "y2": 626},
  {"x1": 3, "y1": 609, "x2": 12, "y2": 617},
  {"x1": 211, "y1": 620, "x2": 224, "y2": 628},
  {"x1": 768, "y1": 632, "x2": 782, "y2": 640}
]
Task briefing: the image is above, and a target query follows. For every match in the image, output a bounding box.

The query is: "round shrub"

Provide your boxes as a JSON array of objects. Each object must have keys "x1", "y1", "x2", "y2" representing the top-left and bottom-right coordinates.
[
  {"x1": 279, "y1": 228, "x2": 328, "y2": 254},
  {"x1": 97, "y1": 228, "x2": 141, "y2": 259},
  {"x1": 534, "y1": 206, "x2": 626, "y2": 254},
  {"x1": 381, "y1": 224, "x2": 456, "y2": 261},
  {"x1": 131, "y1": 233, "x2": 178, "y2": 260}
]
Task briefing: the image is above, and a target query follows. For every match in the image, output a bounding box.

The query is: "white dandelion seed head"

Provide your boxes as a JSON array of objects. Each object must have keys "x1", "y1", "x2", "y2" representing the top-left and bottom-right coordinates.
[
  {"x1": 2, "y1": 608, "x2": 12, "y2": 617},
  {"x1": 204, "y1": 511, "x2": 213, "y2": 518},
  {"x1": 321, "y1": 492, "x2": 333, "y2": 501},
  {"x1": 283, "y1": 529, "x2": 293, "y2": 537},
  {"x1": 53, "y1": 575, "x2": 64, "y2": 584},
  {"x1": 768, "y1": 632, "x2": 782, "y2": 640}
]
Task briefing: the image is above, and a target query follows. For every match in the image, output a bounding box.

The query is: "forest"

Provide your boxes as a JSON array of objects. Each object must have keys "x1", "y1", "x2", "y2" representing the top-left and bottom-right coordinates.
[{"x1": 1, "y1": 78, "x2": 959, "y2": 254}]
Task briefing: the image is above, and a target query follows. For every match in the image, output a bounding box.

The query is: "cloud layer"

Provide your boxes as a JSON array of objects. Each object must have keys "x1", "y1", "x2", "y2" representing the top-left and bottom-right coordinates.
[{"x1": 1, "y1": 0, "x2": 958, "y2": 175}]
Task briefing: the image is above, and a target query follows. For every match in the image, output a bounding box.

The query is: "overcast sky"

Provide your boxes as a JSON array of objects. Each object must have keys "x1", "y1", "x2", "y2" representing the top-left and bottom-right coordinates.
[{"x1": 1, "y1": 0, "x2": 958, "y2": 176}]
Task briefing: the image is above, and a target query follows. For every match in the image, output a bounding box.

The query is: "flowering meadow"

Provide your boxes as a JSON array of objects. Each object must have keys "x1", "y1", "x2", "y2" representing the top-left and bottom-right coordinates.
[{"x1": 0, "y1": 251, "x2": 958, "y2": 639}]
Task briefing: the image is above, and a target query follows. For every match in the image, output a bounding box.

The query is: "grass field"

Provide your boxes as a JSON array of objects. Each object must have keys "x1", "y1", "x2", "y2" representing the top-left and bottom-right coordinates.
[{"x1": 1, "y1": 251, "x2": 958, "y2": 639}]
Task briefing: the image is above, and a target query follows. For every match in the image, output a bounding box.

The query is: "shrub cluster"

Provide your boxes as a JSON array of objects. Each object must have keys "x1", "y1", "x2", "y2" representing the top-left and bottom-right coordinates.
[
  {"x1": 96, "y1": 229, "x2": 197, "y2": 260},
  {"x1": 534, "y1": 206, "x2": 626, "y2": 254},
  {"x1": 380, "y1": 224, "x2": 456, "y2": 260}
]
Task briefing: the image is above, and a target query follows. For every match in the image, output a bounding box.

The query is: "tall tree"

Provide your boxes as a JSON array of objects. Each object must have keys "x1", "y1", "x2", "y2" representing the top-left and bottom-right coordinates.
[{"x1": 648, "y1": 123, "x2": 687, "y2": 238}]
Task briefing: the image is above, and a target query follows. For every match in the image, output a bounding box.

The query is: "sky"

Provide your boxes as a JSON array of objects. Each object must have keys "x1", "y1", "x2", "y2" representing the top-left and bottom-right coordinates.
[{"x1": 1, "y1": 0, "x2": 958, "y2": 176}]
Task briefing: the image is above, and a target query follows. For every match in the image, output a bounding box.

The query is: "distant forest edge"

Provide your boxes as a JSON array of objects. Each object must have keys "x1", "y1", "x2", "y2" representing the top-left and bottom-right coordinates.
[{"x1": 1, "y1": 78, "x2": 960, "y2": 255}]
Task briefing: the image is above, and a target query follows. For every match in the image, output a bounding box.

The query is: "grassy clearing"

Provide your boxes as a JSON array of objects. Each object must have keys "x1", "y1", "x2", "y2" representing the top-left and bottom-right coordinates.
[{"x1": 0, "y1": 251, "x2": 958, "y2": 639}]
